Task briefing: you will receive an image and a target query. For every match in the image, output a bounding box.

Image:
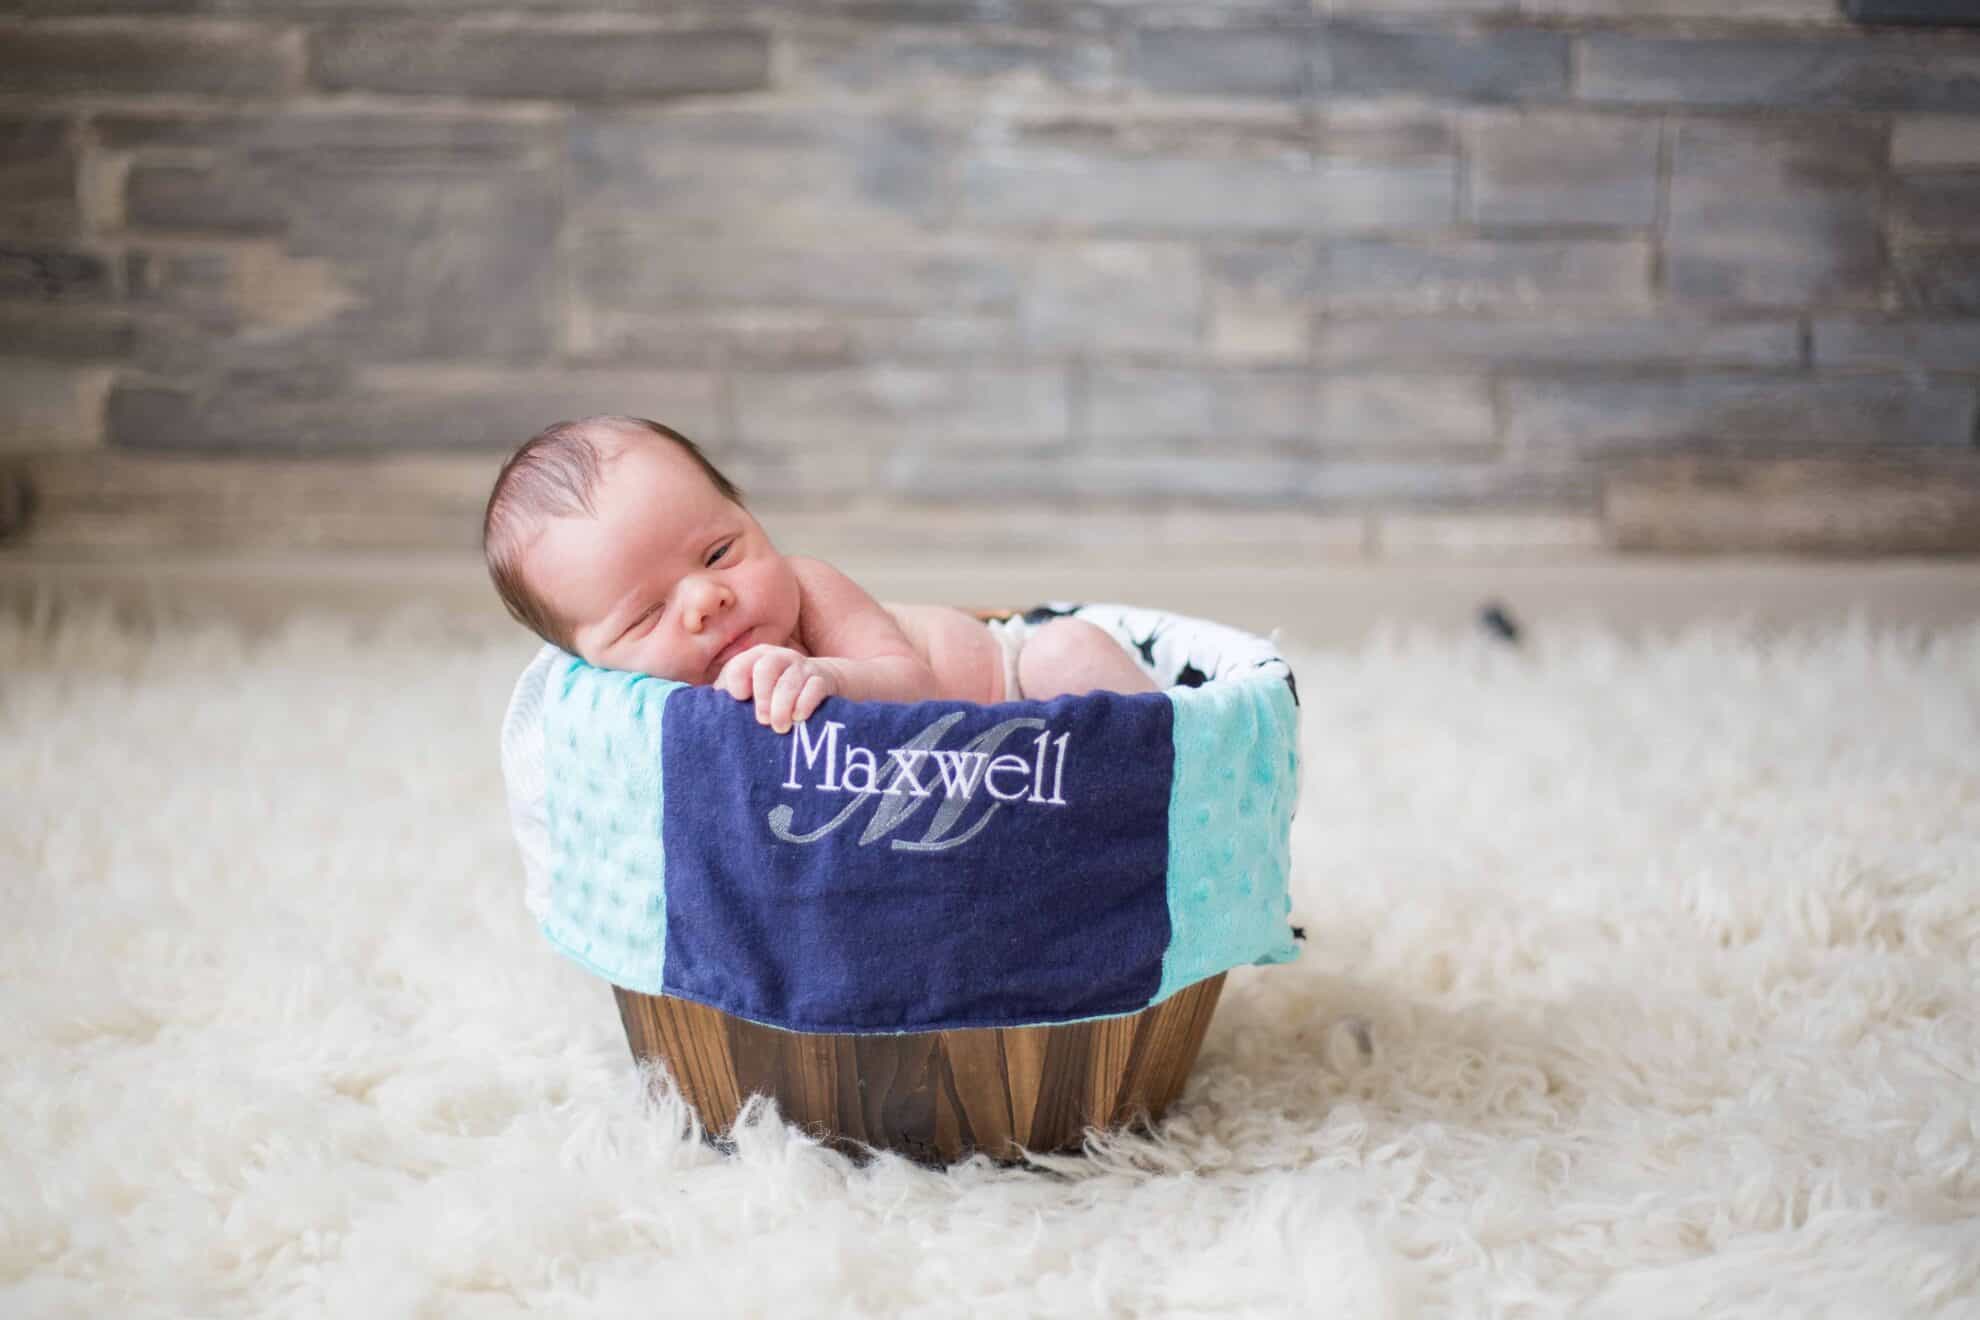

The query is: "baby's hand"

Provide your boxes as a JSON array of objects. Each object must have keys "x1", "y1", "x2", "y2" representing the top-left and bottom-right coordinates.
[{"x1": 716, "y1": 645, "x2": 837, "y2": 734}]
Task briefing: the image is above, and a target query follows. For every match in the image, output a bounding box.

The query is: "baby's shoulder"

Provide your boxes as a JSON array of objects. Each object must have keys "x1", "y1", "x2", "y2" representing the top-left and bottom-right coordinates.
[
  {"x1": 786, "y1": 552, "x2": 833, "y2": 577},
  {"x1": 787, "y1": 554, "x2": 853, "y2": 602},
  {"x1": 785, "y1": 556, "x2": 972, "y2": 638}
]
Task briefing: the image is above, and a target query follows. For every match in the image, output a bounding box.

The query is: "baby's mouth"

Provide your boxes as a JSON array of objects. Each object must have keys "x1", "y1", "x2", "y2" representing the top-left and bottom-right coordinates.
[{"x1": 710, "y1": 626, "x2": 754, "y2": 675}]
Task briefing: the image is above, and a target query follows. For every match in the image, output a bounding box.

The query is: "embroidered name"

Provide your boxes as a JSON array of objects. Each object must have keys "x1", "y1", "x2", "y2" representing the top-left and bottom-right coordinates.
[{"x1": 767, "y1": 713, "x2": 1069, "y2": 852}]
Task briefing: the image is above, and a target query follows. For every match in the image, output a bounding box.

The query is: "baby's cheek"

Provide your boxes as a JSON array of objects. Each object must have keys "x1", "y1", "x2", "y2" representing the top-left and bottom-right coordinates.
[{"x1": 634, "y1": 642, "x2": 695, "y2": 685}]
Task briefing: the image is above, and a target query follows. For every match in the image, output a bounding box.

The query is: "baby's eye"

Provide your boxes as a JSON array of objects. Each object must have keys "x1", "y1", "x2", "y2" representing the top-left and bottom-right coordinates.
[{"x1": 707, "y1": 539, "x2": 735, "y2": 566}]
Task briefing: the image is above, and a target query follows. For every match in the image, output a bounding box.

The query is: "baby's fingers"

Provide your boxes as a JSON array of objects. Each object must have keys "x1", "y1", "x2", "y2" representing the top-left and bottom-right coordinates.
[
  {"x1": 766, "y1": 664, "x2": 813, "y2": 733},
  {"x1": 793, "y1": 675, "x2": 830, "y2": 727},
  {"x1": 717, "y1": 647, "x2": 762, "y2": 700},
  {"x1": 753, "y1": 652, "x2": 794, "y2": 725}
]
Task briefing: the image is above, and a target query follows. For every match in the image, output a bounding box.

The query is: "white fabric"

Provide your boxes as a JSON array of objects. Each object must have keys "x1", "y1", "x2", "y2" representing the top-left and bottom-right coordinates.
[
  {"x1": 8, "y1": 605, "x2": 1979, "y2": 1316},
  {"x1": 501, "y1": 643, "x2": 558, "y2": 923},
  {"x1": 983, "y1": 612, "x2": 1029, "y2": 703}
]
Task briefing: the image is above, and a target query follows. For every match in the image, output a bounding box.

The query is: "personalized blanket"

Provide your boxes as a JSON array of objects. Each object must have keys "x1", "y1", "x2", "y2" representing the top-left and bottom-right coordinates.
[{"x1": 501, "y1": 603, "x2": 1301, "y2": 1035}]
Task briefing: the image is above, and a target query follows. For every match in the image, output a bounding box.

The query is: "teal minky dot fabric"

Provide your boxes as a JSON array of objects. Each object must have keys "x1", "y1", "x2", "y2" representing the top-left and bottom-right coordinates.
[
  {"x1": 536, "y1": 655, "x2": 682, "y2": 994},
  {"x1": 1157, "y1": 675, "x2": 1302, "y2": 1003}
]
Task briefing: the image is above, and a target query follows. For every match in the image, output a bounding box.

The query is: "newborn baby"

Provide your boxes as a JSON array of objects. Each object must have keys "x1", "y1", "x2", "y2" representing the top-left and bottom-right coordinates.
[{"x1": 481, "y1": 415, "x2": 1155, "y2": 733}]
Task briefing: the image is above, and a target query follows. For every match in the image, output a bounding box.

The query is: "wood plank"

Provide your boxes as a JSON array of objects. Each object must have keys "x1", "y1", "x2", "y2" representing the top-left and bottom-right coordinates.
[
  {"x1": 614, "y1": 988, "x2": 742, "y2": 1135},
  {"x1": 12, "y1": 451, "x2": 496, "y2": 508},
  {"x1": 0, "y1": 464, "x2": 25, "y2": 542},
  {"x1": 0, "y1": 451, "x2": 1369, "y2": 560},
  {"x1": 3, "y1": 451, "x2": 497, "y2": 552},
  {"x1": 1143, "y1": 975, "x2": 1227, "y2": 1119},
  {"x1": 1844, "y1": 0, "x2": 1980, "y2": 26},
  {"x1": 940, "y1": 1026, "x2": 1020, "y2": 1158},
  {"x1": 999, "y1": 1024, "x2": 1050, "y2": 1150},
  {"x1": 1604, "y1": 455, "x2": 1980, "y2": 554},
  {"x1": 1085, "y1": 1010, "x2": 1137, "y2": 1124}
]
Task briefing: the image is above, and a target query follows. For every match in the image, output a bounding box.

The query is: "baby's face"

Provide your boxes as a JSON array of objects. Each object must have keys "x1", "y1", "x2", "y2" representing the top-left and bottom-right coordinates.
[{"x1": 520, "y1": 436, "x2": 800, "y2": 683}]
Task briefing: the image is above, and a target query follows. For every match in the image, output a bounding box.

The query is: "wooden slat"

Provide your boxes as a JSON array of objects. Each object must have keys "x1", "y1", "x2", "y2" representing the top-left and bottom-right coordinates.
[
  {"x1": 1139, "y1": 974, "x2": 1227, "y2": 1120},
  {"x1": 940, "y1": 1027, "x2": 1019, "y2": 1157},
  {"x1": 11, "y1": 451, "x2": 495, "y2": 508},
  {"x1": 999, "y1": 1024, "x2": 1051, "y2": 1148},
  {"x1": 1604, "y1": 455, "x2": 1980, "y2": 554},
  {"x1": 0, "y1": 465, "x2": 25, "y2": 542},
  {"x1": 615, "y1": 989, "x2": 743, "y2": 1137},
  {"x1": 1085, "y1": 1011, "x2": 1137, "y2": 1124},
  {"x1": 2, "y1": 451, "x2": 496, "y2": 552},
  {"x1": 0, "y1": 451, "x2": 1375, "y2": 562}
]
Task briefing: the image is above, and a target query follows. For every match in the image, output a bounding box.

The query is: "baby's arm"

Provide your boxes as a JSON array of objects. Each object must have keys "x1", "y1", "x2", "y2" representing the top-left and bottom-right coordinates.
[
  {"x1": 715, "y1": 556, "x2": 939, "y2": 731},
  {"x1": 789, "y1": 556, "x2": 942, "y2": 703}
]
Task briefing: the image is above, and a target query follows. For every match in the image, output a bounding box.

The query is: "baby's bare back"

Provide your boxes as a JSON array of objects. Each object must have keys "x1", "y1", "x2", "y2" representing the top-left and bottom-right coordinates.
[{"x1": 878, "y1": 603, "x2": 1007, "y2": 706}]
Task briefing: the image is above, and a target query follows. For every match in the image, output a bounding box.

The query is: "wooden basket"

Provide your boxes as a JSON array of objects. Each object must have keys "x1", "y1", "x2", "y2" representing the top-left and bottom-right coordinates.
[
  {"x1": 615, "y1": 973, "x2": 1226, "y2": 1166},
  {"x1": 612, "y1": 606, "x2": 1229, "y2": 1166}
]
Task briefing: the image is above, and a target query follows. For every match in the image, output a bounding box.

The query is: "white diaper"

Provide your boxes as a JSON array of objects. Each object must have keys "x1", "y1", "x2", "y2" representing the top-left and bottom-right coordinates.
[{"x1": 983, "y1": 614, "x2": 1031, "y2": 702}]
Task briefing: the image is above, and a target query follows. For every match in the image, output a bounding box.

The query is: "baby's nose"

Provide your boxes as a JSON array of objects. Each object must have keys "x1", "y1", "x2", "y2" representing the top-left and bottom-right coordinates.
[{"x1": 683, "y1": 578, "x2": 732, "y2": 631}]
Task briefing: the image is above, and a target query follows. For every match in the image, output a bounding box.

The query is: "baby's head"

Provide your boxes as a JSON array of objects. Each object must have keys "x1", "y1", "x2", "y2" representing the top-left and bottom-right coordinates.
[{"x1": 482, "y1": 415, "x2": 801, "y2": 683}]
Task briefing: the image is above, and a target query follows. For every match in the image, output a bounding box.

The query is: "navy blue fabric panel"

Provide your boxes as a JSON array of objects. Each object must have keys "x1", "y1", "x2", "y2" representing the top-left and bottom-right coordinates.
[{"x1": 658, "y1": 688, "x2": 1176, "y2": 1034}]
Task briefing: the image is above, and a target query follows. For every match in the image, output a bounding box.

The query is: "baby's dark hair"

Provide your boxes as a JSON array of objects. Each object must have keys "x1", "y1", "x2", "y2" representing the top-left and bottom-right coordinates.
[{"x1": 482, "y1": 415, "x2": 743, "y2": 650}]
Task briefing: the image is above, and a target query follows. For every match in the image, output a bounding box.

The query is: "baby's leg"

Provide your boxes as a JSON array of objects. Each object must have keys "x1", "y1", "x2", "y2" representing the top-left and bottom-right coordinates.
[{"x1": 1016, "y1": 618, "x2": 1158, "y2": 701}]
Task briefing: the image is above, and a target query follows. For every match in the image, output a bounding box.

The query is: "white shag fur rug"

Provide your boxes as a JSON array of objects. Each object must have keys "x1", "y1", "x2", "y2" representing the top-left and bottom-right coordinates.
[{"x1": 3, "y1": 602, "x2": 1977, "y2": 1319}]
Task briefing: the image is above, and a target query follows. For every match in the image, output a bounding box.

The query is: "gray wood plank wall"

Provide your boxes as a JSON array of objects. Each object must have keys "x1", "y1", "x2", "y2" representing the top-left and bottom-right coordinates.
[{"x1": 2, "y1": 1, "x2": 1978, "y2": 555}]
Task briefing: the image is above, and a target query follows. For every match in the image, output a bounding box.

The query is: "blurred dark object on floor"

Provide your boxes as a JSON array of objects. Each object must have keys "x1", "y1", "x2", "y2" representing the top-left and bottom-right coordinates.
[{"x1": 1479, "y1": 602, "x2": 1523, "y2": 646}]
